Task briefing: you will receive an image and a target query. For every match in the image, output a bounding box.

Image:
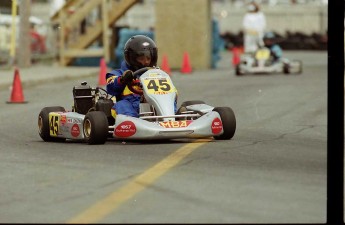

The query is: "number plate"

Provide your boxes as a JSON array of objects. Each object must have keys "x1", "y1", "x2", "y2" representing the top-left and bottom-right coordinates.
[
  {"x1": 143, "y1": 78, "x2": 174, "y2": 94},
  {"x1": 49, "y1": 113, "x2": 61, "y2": 136},
  {"x1": 255, "y1": 49, "x2": 270, "y2": 60}
]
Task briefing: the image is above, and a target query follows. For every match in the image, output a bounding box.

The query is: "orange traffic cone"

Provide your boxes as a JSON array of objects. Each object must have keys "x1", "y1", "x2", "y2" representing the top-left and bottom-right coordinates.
[
  {"x1": 180, "y1": 52, "x2": 192, "y2": 74},
  {"x1": 7, "y1": 68, "x2": 27, "y2": 104},
  {"x1": 98, "y1": 57, "x2": 107, "y2": 86},
  {"x1": 161, "y1": 54, "x2": 171, "y2": 75},
  {"x1": 232, "y1": 47, "x2": 241, "y2": 67}
]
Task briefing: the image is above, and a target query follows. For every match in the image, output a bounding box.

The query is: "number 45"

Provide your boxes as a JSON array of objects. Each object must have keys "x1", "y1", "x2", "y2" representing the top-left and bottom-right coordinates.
[{"x1": 147, "y1": 79, "x2": 171, "y2": 91}]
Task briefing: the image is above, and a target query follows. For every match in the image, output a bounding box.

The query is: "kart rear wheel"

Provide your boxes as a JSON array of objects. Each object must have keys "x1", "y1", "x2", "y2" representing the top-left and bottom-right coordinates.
[
  {"x1": 283, "y1": 62, "x2": 290, "y2": 74},
  {"x1": 213, "y1": 107, "x2": 236, "y2": 140},
  {"x1": 83, "y1": 111, "x2": 109, "y2": 145},
  {"x1": 38, "y1": 106, "x2": 66, "y2": 142}
]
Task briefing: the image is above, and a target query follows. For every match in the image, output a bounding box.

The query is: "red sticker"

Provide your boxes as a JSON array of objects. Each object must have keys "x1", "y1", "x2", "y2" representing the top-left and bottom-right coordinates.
[
  {"x1": 61, "y1": 115, "x2": 67, "y2": 124},
  {"x1": 211, "y1": 118, "x2": 223, "y2": 134},
  {"x1": 114, "y1": 121, "x2": 136, "y2": 137},
  {"x1": 71, "y1": 124, "x2": 80, "y2": 137}
]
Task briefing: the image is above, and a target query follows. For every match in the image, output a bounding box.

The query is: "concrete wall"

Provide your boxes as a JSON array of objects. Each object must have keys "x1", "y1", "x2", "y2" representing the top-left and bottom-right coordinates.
[
  {"x1": 155, "y1": 0, "x2": 211, "y2": 70},
  {"x1": 115, "y1": 1, "x2": 327, "y2": 36},
  {"x1": 212, "y1": 3, "x2": 328, "y2": 35}
]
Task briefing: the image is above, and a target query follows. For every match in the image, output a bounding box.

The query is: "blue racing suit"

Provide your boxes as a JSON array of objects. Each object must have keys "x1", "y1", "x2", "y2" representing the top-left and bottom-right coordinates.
[
  {"x1": 106, "y1": 61, "x2": 141, "y2": 118},
  {"x1": 267, "y1": 44, "x2": 283, "y2": 63}
]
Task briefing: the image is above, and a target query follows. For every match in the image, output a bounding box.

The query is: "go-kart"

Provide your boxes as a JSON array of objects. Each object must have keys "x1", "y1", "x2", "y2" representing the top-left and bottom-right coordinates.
[
  {"x1": 38, "y1": 67, "x2": 236, "y2": 144},
  {"x1": 235, "y1": 46, "x2": 302, "y2": 76}
]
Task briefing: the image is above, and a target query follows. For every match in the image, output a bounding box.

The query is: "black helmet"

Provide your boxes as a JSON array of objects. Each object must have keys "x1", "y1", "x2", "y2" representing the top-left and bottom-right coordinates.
[
  {"x1": 124, "y1": 35, "x2": 158, "y2": 71},
  {"x1": 263, "y1": 32, "x2": 275, "y2": 40},
  {"x1": 263, "y1": 32, "x2": 275, "y2": 46}
]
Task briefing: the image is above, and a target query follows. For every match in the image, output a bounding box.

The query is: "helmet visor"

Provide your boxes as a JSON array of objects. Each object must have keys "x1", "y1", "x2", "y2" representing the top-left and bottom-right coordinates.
[
  {"x1": 128, "y1": 49, "x2": 157, "y2": 69},
  {"x1": 135, "y1": 50, "x2": 153, "y2": 58}
]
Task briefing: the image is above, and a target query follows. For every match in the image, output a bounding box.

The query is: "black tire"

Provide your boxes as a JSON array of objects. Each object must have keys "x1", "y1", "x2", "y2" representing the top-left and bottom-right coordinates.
[
  {"x1": 283, "y1": 62, "x2": 290, "y2": 74},
  {"x1": 176, "y1": 100, "x2": 206, "y2": 115},
  {"x1": 284, "y1": 60, "x2": 303, "y2": 75},
  {"x1": 212, "y1": 107, "x2": 236, "y2": 140},
  {"x1": 83, "y1": 111, "x2": 109, "y2": 145},
  {"x1": 38, "y1": 106, "x2": 66, "y2": 142},
  {"x1": 235, "y1": 64, "x2": 243, "y2": 76}
]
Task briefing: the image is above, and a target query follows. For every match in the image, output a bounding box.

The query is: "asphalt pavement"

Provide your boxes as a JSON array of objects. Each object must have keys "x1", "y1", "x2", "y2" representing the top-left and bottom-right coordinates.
[{"x1": 0, "y1": 50, "x2": 328, "y2": 223}]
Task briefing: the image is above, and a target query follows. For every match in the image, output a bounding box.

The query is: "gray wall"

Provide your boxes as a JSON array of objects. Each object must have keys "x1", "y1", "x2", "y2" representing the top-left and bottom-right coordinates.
[
  {"x1": 115, "y1": 1, "x2": 328, "y2": 35},
  {"x1": 212, "y1": 3, "x2": 328, "y2": 35},
  {"x1": 30, "y1": 1, "x2": 328, "y2": 35}
]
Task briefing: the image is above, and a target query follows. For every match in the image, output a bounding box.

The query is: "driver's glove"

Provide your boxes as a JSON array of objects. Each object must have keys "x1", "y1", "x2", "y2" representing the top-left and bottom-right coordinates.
[{"x1": 120, "y1": 70, "x2": 134, "y2": 85}]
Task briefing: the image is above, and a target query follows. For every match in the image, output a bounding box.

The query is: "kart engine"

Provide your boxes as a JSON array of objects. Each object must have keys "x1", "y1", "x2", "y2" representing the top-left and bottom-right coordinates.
[
  {"x1": 95, "y1": 98, "x2": 113, "y2": 118},
  {"x1": 73, "y1": 82, "x2": 114, "y2": 121},
  {"x1": 73, "y1": 82, "x2": 93, "y2": 114}
]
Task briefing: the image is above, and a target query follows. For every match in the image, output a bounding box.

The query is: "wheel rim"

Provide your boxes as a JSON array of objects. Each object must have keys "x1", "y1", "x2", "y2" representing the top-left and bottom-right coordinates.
[
  {"x1": 84, "y1": 119, "x2": 92, "y2": 138},
  {"x1": 38, "y1": 115, "x2": 43, "y2": 134}
]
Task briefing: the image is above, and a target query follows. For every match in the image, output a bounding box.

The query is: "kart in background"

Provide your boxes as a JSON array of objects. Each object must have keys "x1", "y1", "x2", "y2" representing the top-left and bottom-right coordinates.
[
  {"x1": 235, "y1": 47, "x2": 302, "y2": 76},
  {"x1": 38, "y1": 67, "x2": 236, "y2": 145}
]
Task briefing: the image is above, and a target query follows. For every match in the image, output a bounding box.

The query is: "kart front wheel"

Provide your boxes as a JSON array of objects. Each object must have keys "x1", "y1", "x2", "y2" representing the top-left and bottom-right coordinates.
[
  {"x1": 180, "y1": 100, "x2": 205, "y2": 107},
  {"x1": 290, "y1": 60, "x2": 303, "y2": 74},
  {"x1": 176, "y1": 100, "x2": 206, "y2": 115},
  {"x1": 213, "y1": 107, "x2": 236, "y2": 140},
  {"x1": 235, "y1": 64, "x2": 244, "y2": 76},
  {"x1": 38, "y1": 106, "x2": 66, "y2": 142},
  {"x1": 83, "y1": 111, "x2": 109, "y2": 145},
  {"x1": 283, "y1": 60, "x2": 302, "y2": 75}
]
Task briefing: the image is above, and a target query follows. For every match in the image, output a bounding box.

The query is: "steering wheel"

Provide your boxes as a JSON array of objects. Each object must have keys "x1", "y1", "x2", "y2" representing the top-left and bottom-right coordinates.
[{"x1": 127, "y1": 67, "x2": 152, "y2": 95}]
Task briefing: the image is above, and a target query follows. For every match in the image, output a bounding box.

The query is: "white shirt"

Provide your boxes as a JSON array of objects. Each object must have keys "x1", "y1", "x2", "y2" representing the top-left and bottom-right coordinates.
[{"x1": 243, "y1": 12, "x2": 266, "y2": 34}]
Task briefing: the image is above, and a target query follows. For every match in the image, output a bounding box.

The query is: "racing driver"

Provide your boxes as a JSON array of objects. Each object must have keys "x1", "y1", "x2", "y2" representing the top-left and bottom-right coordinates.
[
  {"x1": 105, "y1": 35, "x2": 177, "y2": 120},
  {"x1": 263, "y1": 31, "x2": 283, "y2": 64}
]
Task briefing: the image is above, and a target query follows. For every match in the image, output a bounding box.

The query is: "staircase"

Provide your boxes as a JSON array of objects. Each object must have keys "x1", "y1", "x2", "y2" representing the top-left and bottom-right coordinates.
[{"x1": 51, "y1": 0, "x2": 138, "y2": 66}]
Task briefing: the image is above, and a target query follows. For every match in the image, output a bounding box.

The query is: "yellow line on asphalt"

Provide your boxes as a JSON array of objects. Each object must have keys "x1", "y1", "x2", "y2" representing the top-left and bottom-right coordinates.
[{"x1": 67, "y1": 138, "x2": 212, "y2": 224}]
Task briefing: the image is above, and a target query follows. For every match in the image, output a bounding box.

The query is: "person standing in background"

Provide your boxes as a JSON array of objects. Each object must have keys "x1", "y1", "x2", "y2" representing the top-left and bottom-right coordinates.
[{"x1": 242, "y1": 1, "x2": 266, "y2": 54}]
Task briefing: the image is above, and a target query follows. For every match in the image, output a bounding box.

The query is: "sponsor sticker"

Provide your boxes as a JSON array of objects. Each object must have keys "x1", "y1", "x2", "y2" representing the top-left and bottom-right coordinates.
[
  {"x1": 60, "y1": 115, "x2": 67, "y2": 124},
  {"x1": 159, "y1": 120, "x2": 192, "y2": 128},
  {"x1": 67, "y1": 118, "x2": 82, "y2": 124},
  {"x1": 71, "y1": 124, "x2": 80, "y2": 137},
  {"x1": 148, "y1": 73, "x2": 161, "y2": 77},
  {"x1": 211, "y1": 118, "x2": 223, "y2": 134},
  {"x1": 114, "y1": 121, "x2": 136, "y2": 137}
]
